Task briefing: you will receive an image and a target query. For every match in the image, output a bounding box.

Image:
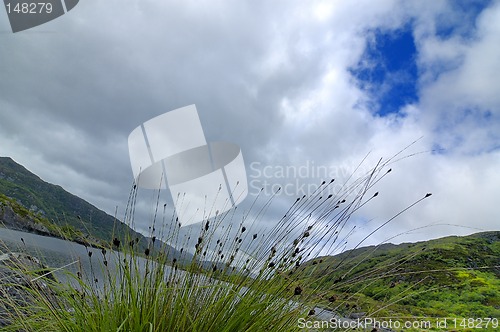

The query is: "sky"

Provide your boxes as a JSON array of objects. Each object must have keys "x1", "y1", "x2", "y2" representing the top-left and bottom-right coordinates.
[{"x1": 1, "y1": 0, "x2": 499, "y2": 251}]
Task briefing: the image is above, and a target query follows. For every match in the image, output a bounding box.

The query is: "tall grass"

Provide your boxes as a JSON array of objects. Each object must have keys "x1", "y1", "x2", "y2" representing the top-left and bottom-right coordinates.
[{"x1": 0, "y1": 149, "x2": 433, "y2": 331}]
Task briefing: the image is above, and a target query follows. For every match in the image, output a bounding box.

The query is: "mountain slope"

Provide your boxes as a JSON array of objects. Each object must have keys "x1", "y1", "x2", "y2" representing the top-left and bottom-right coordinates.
[
  {"x1": 298, "y1": 231, "x2": 500, "y2": 319},
  {"x1": 0, "y1": 157, "x2": 191, "y2": 262},
  {"x1": 0, "y1": 156, "x2": 126, "y2": 241},
  {"x1": 0, "y1": 157, "x2": 184, "y2": 256}
]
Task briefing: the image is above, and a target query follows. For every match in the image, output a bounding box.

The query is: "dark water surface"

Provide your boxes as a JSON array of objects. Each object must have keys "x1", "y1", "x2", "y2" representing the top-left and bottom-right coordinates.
[{"x1": 0, "y1": 228, "x2": 121, "y2": 284}]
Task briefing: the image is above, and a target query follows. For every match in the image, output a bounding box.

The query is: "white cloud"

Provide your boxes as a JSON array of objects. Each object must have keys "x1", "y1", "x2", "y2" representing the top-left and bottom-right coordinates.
[
  {"x1": 416, "y1": 2, "x2": 500, "y2": 154},
  {"x1": 0, "y1": 0, "x2": 498, "y2": 250}
]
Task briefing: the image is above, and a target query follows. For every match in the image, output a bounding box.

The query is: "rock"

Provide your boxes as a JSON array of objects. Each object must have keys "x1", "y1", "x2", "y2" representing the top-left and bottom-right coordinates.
[
  {"x1": 349, "y1": 312, "x2": 367, "y2": 319},
  {"x1": 0, "y1": 252, "x2": 58, "y2": 327},
  {"x1": 0, "y1": 201, "x2": 51, "y2": 236}
]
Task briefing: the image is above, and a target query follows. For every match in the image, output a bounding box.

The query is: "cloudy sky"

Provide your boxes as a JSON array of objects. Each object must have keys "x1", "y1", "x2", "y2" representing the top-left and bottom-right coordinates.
[{"x1": 1, "y1": 0, "x2": 499, "y2": 250}]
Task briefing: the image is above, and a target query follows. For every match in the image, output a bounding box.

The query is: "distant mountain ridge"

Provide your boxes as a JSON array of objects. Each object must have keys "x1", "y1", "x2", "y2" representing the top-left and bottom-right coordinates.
[
  {"x1": 322, "y1": 231, "x2": 499, "y2": 272},
  {"x1": 299, "y1": 231, "x2": 500, "y2": 319},
  {"x1": 0, "y1": 156, "x2": 195, "y2": 264},
  {"x1": 0, "y1": 157, "x2": 186, "y2": 256},
  {"x1": 0, "y1": 156, "x2": 133, "y2": 242}
]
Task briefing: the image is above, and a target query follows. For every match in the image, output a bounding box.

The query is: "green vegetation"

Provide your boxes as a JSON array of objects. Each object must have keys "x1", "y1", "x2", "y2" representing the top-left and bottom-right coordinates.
[
  {"x1": 0, "y1": 193, "x2": 88, "y2": 244},
  {"x1": 297, "y1": 232, "x2": 500, "y2": 330},
  {"x1": 0, "y1": 154, "x2": 498, "y2": 331},
  {"x1": 0, "y1": 157, "x2": 145, "y2": 248},
  {"x1": 1, "y1": 231, "x2": 302, "y2": 331}
]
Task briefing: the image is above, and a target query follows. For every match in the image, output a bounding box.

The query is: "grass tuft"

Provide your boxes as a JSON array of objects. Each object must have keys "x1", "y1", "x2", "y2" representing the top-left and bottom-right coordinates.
[{"x1": 0, "y1": 149, "x2": 455, "y2": 331}]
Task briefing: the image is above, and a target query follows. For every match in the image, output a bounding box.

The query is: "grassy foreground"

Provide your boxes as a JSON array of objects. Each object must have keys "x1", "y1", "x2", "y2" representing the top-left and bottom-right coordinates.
[{"x1": 0, "y1": 153, "x2": 438, "y2": 331}]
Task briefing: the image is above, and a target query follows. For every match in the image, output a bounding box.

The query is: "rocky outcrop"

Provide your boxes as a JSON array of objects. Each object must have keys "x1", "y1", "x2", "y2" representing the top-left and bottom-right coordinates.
[
  {"x1": 0, "y1": 200, "x2": 51, "y2": 236},
  {"x1": 0, "y1": 252, "x2": 57, "y2": 327},
  {"x1": 0, "y1": 197, "x2": 108, "y2": 249}
]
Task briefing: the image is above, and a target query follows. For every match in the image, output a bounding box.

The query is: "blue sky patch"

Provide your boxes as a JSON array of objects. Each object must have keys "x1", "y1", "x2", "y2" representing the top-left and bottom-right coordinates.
[
  {"x1": 350, "y1": 25, "x2": 418, "y2": 117},
  {"x1": 435, "y1": 0, "x2": 492, "y2": 40}
]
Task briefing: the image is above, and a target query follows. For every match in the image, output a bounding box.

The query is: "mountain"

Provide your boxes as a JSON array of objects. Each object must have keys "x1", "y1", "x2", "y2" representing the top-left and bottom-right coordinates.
[
  {"x1": 0, "y1": 156, "x2": 137, "y2": 244},
  {"x1": 0, "y1": 157, "x2": 188, "y2": 261},
  {"x1": 298, "y1": 231, "x2": 500, "y2": 319}
]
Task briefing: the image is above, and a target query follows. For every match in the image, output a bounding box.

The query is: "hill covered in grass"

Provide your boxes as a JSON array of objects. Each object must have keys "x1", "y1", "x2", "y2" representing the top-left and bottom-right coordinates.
[
  {"x1": 0, "y1": 156, "x2": 129, "y2": 242},
  {"x1": 297, "y1": 231, "x2": 500, "y2": 321},
  {"x1": 0, "y1": 157, "x2": 185, "y2": 260}
]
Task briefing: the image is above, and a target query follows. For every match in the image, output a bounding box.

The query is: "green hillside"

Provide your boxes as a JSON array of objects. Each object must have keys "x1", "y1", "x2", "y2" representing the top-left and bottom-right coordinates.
[
  {"x1": 0, "y1": 157, "x2": 170, "y2": 253},
  {"x1": 0, "y1": 157, "x2": 125, "y2": 241},
  {"x1": 297, "y1": 232, "x2": 500, "y2": 323},
  {"x1": 0, "y1": 157, "x2": 191, "y2": 262}
]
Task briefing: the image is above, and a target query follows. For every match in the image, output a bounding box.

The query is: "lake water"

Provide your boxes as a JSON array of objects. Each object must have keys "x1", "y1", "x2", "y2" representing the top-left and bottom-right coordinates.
[
  {"x1": 1, "y1": 227, "x2": 94, "y2": 266},
  {"x1": 0, "y1": 227, "x2": 135, "y2": 286}
]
